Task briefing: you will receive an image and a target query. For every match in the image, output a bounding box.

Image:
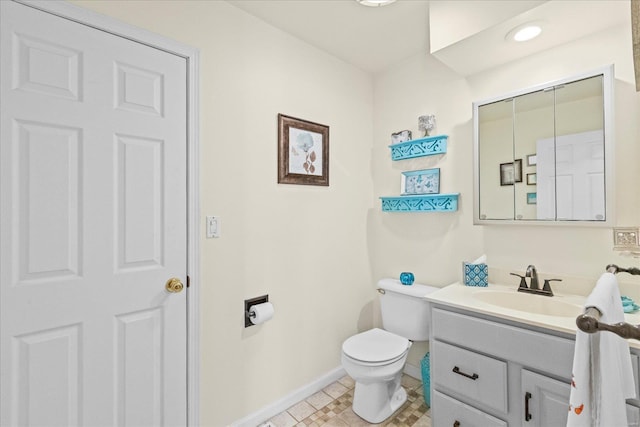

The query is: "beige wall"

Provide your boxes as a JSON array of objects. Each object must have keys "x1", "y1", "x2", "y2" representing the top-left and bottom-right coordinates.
[
  {"x1": 467, "y1": 24, "x2": 640, "y2": 276},
  {"x1": 70, "y1": 1, "x2": 375, "y2": 425},
  {"x1": 372, "y1": 16, "x2": 640, "y2": 369},
  {"x1": 69, "y1": 0, "x2": 640, "y2": 424},
  {"x1": 371, "y1": 51, "x2": 482, "y2": 366}
]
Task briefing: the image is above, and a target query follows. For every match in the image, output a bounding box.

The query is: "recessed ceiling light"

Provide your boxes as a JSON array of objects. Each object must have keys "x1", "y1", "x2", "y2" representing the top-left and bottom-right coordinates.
[
  {"x1": 506, "y1": 22, "x2": 543, "y2": 42},
  {"x1": 356, "y1": 0, "x2": 397, "y2": 7}
]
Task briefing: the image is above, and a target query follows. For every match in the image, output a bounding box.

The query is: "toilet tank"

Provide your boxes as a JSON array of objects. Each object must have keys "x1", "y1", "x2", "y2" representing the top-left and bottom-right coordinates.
[{"x1": 378, "y1": 278, "x2": 438, "y2": 341}]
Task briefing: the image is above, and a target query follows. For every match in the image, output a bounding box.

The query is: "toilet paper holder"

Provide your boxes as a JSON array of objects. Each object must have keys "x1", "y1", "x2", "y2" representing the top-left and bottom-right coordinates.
[{"x1": 244, "y1": 294, "x2": 269, "y2": 327}]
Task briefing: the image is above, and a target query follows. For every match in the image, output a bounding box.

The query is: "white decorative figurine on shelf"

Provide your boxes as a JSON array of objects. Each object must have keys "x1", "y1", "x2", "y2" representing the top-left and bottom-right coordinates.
[{"x1": 418, "y1": 114, "x2": 436, "y2": 137}]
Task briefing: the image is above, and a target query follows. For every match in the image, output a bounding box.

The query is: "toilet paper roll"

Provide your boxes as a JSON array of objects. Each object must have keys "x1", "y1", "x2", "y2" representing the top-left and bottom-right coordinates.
[{"x1": 249, "y1": 302, "x2": 274, "y2": 325}]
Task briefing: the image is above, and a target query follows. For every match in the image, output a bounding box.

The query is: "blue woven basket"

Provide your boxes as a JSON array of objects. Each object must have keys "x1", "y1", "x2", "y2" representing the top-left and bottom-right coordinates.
[{"x1": 421, "y1": 352, "x2": 431, "y2": 407}]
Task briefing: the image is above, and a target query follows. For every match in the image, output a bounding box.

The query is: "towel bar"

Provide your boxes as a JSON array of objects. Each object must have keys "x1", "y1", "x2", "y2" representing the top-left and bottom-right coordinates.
[
  {"x1": 576, "y1": 307, "x2": 640, "y2": 340},
  {"x1": 606, "y1": 263, "x2": 640, "y2": 275},
  {"x1": 575, "y1": 264, "x2": 640, "y2": 340}
]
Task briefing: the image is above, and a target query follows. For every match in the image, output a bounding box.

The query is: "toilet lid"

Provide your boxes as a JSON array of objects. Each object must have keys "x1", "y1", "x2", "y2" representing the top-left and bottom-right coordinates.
[{"x1": 342, "y1": 328, "x2": 409, "y2": 363}]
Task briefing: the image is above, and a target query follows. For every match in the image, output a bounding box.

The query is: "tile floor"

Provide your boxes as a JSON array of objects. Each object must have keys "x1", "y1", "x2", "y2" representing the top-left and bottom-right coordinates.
[{"x1": 260, "y1": 374, "x2": 431, "y2": 427}]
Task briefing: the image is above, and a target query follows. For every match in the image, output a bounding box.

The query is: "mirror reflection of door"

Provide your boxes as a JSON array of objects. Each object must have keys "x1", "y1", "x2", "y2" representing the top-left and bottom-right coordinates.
[
  {"x1": 552, "y1": 75, "x2": 605, "y2": 221},
  {"x1": 537, "y1": 130, "x2": 605, "y2": 220}
]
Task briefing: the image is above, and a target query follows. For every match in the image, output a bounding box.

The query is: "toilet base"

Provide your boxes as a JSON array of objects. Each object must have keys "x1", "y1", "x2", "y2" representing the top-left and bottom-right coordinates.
[{"x1": 352, "y1": 376, "x2": 407, "y2": 423}]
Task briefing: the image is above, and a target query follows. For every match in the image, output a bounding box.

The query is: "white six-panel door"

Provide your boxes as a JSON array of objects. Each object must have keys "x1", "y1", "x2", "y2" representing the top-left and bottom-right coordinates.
[
  {"x1": 1, "y1": 2, "x2": 188, "y2": 425},
  {"x1": 536, "y1": 130, "x2": 605, "y2": 221}
]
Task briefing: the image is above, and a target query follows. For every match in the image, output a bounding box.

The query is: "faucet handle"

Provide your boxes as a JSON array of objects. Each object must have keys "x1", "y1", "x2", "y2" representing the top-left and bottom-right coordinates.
[
  {"x1": 542, "y1": 278, "x2": 562, "y2": 295},
  {"x1": 510, "y1": 272, "x2": 528, "y2": 290}
]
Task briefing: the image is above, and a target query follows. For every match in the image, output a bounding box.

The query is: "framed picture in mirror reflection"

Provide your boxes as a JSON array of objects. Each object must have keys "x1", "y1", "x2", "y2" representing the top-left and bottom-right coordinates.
[{"x1": 499, "y1": 159, "x2": 522, "y2": 186}]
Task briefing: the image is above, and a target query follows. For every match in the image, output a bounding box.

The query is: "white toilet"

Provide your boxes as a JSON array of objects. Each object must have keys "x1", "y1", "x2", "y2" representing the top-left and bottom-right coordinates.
[{"x1": 341, "y1": 278, "x2": 437, "y2": 423}]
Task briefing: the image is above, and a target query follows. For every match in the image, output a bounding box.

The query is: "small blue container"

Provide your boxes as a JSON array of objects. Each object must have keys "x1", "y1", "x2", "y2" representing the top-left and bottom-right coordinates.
[{"x1": 400, "y1": 272, "x2": 415, "y2": 286}]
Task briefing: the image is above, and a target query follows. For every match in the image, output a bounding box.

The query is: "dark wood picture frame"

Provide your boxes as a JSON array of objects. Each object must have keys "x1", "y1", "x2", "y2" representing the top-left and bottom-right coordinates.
[
  {"x1": 527, "y1": 173, "x2": 537, "y2": 185},
  {"x1": 499, "y1": 159, "x2": 523, "y2": 186},
  {"x1": 513, "y1": 159, "x2": 523, "y2": 183},
  {"x1": 278, "y1": 114, "x2": 329, "y2": 186}
]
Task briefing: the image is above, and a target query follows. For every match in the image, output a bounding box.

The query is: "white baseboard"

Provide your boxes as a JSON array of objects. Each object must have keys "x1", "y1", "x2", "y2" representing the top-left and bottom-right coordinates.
[{"x1": 230, "y1": 366, "x2": 346, "y2": 427}]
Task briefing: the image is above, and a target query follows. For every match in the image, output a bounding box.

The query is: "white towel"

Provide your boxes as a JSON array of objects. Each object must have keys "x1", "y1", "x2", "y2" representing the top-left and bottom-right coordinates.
[{"x1": 568, "y1": 272, "x2": 636, "y2": 427}]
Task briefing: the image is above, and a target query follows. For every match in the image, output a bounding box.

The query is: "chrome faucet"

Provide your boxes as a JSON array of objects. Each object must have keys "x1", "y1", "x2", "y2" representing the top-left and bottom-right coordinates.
[{"x1": 525, "y1": 265, "x2": 539, "y2": 290}]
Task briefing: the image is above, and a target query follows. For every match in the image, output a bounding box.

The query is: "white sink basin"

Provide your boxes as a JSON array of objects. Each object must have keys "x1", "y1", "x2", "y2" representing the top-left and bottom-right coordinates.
[{"x1": 473, "y1": 290, "x2": 583, "y2": 317}]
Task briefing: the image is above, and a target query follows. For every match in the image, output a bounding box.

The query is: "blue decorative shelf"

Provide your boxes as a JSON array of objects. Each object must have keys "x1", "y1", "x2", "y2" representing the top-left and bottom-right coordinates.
[
  {"x1": 380, "y1": 193, "x2": 459, "y2": 212},
  {"x1": 388, "y1": 134, "x2": 448, "y2": 161}
]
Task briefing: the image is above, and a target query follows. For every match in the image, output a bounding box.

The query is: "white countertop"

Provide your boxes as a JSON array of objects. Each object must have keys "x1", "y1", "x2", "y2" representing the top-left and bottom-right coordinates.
[{"x1": 425, "y1": 282, "x2": 640, "y2": 350}]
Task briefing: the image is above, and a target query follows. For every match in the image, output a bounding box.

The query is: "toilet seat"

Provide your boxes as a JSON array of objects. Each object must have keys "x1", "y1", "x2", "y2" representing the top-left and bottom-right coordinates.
[{"x1": 342, "y1": 328, "x2": 409, "y2": 365}]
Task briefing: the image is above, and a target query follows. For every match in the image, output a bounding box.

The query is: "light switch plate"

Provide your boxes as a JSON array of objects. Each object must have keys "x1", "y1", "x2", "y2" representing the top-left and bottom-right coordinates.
[{"x1": 206, "y1": 216, "x2": 220, "y2": 238}]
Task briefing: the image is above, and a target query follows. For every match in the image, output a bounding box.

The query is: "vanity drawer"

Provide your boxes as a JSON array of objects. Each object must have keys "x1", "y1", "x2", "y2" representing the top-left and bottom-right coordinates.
[
  {"x1": 432, "y1": 390, "x2": 507, "y2": 427},
  {"x1": 432, "y1": 340, "x2": 508, "y2": 413},
  {"x1": 432, "y1": 307, "x2": 574, "y2": 379}
]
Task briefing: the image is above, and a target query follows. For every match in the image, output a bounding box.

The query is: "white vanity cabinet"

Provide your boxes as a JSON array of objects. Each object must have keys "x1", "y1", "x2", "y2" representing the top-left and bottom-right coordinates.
[{"x1": 429, "y1": 305, "x2": 640, "y2": 427}]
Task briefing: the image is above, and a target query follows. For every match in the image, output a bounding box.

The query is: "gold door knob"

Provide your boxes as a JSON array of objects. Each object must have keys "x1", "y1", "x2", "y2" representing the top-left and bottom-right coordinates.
[{"x1": 165, "y1": 277, "x2": 184, "y2": 293}]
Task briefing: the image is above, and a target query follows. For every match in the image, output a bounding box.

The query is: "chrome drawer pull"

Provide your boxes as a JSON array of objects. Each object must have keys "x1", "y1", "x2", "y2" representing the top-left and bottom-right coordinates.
[{"x1": 452, "y1": 366, "x2": 479, "y2": 380}]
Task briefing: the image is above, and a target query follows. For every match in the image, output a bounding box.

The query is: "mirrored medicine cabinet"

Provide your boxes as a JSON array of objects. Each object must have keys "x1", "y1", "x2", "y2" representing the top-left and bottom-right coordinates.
[{"x1": 473, "y1": 65, "x2": 614, "y2": 226}]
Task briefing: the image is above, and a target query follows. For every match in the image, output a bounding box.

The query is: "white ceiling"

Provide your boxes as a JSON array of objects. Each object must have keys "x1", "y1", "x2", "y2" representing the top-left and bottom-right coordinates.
[
  {"x1": 226, "y1": 0, "x2": 430, "y2": 74},
  {"x1": 225, "y1": 0, "x2": 630, "y2": 76}
]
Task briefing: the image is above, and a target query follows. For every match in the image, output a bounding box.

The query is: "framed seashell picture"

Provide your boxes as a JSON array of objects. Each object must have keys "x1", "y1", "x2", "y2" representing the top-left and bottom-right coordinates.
[{"x1": 278, "y1": 114, "x2": 329, "y2": 186}]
